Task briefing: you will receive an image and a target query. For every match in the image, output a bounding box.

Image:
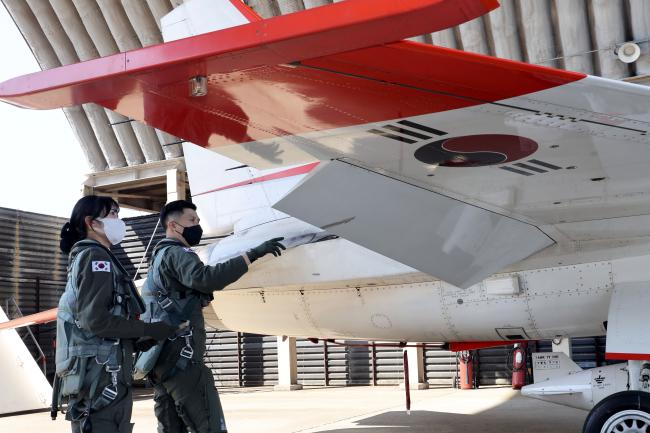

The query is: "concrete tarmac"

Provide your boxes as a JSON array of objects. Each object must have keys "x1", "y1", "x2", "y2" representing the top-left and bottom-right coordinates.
[{"x1": 0, "y1": 386, "x2": 586, "y2": 433}]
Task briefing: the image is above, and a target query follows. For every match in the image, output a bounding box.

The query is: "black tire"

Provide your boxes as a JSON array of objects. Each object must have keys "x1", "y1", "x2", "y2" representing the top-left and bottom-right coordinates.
[{"x1": 583, "y1": 391, "x2": 650, "y2": 433}]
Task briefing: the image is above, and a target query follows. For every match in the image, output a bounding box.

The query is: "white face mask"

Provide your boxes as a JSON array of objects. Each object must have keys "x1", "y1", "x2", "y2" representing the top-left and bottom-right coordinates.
[{"x1": 97, "y1": 217, "x2": 126, "y2": 245}]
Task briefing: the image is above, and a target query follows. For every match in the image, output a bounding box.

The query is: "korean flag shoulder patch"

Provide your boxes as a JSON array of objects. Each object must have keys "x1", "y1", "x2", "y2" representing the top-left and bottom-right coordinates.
[{"x1": 92, "y1": 261, "x2": 111, "y2": 272}]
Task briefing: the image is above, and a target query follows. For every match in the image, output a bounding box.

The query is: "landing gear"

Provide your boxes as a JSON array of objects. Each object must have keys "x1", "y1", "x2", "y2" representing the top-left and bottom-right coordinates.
[{"x1": 583, "y1": 391, "x2": 650, "y2": 433}]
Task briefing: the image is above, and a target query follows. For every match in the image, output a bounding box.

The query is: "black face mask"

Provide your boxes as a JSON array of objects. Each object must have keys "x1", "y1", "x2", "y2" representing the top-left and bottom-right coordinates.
[{"x1": 178, "y1": 223, "x2": 203, "y2": 246}]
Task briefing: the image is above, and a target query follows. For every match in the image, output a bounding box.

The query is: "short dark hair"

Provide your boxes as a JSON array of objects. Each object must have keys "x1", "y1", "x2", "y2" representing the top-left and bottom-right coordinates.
[
  {"x1": 160, "y1": 200, "x2": 196, "y2": 227},
  {"x1": 60, "y1": 195, "x2": 119, "y2": 253}
]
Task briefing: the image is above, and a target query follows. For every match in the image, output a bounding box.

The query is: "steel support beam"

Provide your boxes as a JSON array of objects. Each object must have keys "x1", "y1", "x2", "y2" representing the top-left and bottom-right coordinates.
[
  {"x1": 401, "y1": 345, "x2": 429, "y2": 390},
  {"x1": 588, "y1": 0, "x2": 630, "y2": 79},
  {"x1": 3, "y1": 0, "x2": 107, "y2": 171},
  {"x1": 274, "y1": 336, "x2": 303, "y2": 391}
]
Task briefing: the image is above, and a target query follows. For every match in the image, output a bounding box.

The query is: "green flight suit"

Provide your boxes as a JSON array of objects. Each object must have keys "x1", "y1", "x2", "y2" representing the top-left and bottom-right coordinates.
[
  {"x1": 147, "y1": 238, "x2": 248, "y2": 433},
  {"x1": 56, "y1": 240, "x2": 172, "y2": 433}
]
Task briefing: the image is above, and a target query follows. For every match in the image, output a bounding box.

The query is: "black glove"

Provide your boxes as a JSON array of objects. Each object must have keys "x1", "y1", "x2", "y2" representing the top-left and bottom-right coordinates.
[
  {"x1": 246, "y1": 237, "x2": 286, "y2": 263},
  {"x1": 145, "y1": 322, "x2": 177, "y2": 341},
  {"x1": 134, "y1": 337, "x2": 159, "y2": 352}
]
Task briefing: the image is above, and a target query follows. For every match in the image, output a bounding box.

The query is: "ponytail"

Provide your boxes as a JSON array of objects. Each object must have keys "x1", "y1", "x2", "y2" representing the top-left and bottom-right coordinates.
[{"x1": 59, "y1": 222, "x2": 81, "y2": 254}]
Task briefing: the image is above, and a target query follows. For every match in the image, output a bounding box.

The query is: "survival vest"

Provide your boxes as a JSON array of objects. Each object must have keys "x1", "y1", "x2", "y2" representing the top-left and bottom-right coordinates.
[
  {"x1": 135, "y1": 245, "x2": 206, "y2": 380},
  {"x1": 54, "y1": 240, "x2": 144, "y2": 415}
]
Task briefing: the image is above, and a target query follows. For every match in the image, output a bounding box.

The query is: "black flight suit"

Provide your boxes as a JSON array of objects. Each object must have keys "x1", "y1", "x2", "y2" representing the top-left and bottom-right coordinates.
[
  {"x1": 147, "y1": 238, "x2": 249, "y2": 433},
  {"x1": 57, "y1": 240, "x2": 173, "y2": 433}
]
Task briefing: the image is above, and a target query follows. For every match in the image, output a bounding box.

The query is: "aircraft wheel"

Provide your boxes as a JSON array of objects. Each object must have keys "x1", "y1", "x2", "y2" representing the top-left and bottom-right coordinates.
[{"x1": 583, "y1": 391, "x2": 650, "y2": 433}]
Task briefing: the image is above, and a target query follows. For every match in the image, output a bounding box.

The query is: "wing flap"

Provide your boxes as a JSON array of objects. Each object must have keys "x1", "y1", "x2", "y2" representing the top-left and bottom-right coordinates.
[{"x1": 273, "y1": 160, "x2": 554, "y2": 288}]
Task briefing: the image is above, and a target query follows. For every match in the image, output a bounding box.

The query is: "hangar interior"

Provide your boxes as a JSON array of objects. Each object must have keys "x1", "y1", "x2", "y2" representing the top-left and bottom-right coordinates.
[{"x1": 1, "y1": 0, "x2": 647, "y2": 391}]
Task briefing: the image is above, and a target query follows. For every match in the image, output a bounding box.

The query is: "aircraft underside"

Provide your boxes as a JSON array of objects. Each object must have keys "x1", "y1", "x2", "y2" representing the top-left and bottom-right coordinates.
[{"x1": 203, "y1": 236, "x2": 618, "y2": 343}]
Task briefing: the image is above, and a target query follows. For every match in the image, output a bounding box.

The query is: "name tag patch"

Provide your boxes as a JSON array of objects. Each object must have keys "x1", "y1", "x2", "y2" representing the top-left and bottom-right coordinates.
[{"x1": 92, "y1": 261, "x2": 111, "y2": 272}]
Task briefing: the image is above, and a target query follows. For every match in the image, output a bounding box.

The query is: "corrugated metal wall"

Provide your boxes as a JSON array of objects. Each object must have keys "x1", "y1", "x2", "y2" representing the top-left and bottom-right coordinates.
[
  {"x1": 206, "y1": 331, "x2": 278, "y2": 387},
  {"x1": 297, "y1": 339, "x2": 335, "y2": 386},
  {"x1": 478, "y1": 346, "x2": 511, "y2": 386},
  {"x1": 0, "y1": 207, "x2": 68, "y2": 378},
  {"x1": 295, "y1": 340, "x2": 459, "y2": 387},
  {"x1": 426, "y1": 346, "x2": 459, "y2": 387},
  {"x1": 301, "y1": 342, "x2": 407, "y2": 386}
]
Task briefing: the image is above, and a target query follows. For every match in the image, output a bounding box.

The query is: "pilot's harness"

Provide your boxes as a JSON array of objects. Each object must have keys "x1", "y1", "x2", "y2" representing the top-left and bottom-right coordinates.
[
  {"x1": 137, "y1": 246, "x2": 203, "y2": 381},
  {"x1": 54, "y1": 243, "x2": 137, "y2": 420}
]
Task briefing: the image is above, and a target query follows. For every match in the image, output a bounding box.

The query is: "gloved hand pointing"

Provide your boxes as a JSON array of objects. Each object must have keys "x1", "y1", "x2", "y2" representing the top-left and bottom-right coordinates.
[{"x1": 246, "y1": 237, "x2": 286, "y2": 263}]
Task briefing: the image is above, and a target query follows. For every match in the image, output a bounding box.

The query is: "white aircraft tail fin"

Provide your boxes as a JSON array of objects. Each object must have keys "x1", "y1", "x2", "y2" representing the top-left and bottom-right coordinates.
[
  {"x1": 183, "y1": 143, "x2": 318, "y2": 236},
  {"x1": 162, "y1": 0, "x2": 261, "y2": 42},
  {"x1": 0, "y1": 306, "x2": 52, "y2": 414}
]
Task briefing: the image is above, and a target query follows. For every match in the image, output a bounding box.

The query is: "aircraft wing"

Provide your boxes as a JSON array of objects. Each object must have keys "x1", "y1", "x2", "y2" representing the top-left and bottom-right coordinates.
[
  {"x1": 3, "y1": 0, "x2": 650, "y2": 287},
  {"x1": 0, "y1": 307, "x2": 52, "y2": 414},
  {"x1": 0, "y1": 0, "x2": 498, "y2": 111},
  {"x1": 0, "y1": 308, "x2": 57, "y2": 331}
]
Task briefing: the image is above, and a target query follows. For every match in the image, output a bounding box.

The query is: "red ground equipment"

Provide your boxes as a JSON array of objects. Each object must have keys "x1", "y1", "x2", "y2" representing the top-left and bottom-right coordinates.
[
  {"x1": 458, "y1": 350, "x2": 476, "y2": 390},
  {"x1": 511, "y1": 342, "x2": 528, "y2": 390}
]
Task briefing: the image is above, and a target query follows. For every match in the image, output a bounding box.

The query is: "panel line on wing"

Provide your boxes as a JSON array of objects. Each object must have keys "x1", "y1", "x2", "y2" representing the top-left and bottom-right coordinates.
[{"x1": 580, "y1": 119, "x2": 647, "y2": 134}]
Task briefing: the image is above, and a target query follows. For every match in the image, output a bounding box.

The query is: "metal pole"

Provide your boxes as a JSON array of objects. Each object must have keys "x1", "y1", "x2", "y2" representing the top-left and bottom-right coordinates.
[
  {"x1": 133, "y1": 217, "x2": 161, "y2": 281},
  {"x1": 35, "y1": 277, "x2": 41, "y2": 342},
  {"x1": 8, "y1": 297, "x2": 47, "y2": 374},
  {"x1": 473, "y1": 350, "x2": 479, "y2": 389},
  {"x1": 454, "y1": 353, "x2": 459, "y2": 388},
  {"x1": 323, "y1": 340, "x2": 329, "y2": 386},
  {"x1": 403, "y1": 350, "x2": 411, "y2": 413},
  {"x1": 236, "y1": 332, "x2": 243, "y2": 387},
  {"x1": 371, "y1": 342, "x2": 377, "y2": 386}
]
